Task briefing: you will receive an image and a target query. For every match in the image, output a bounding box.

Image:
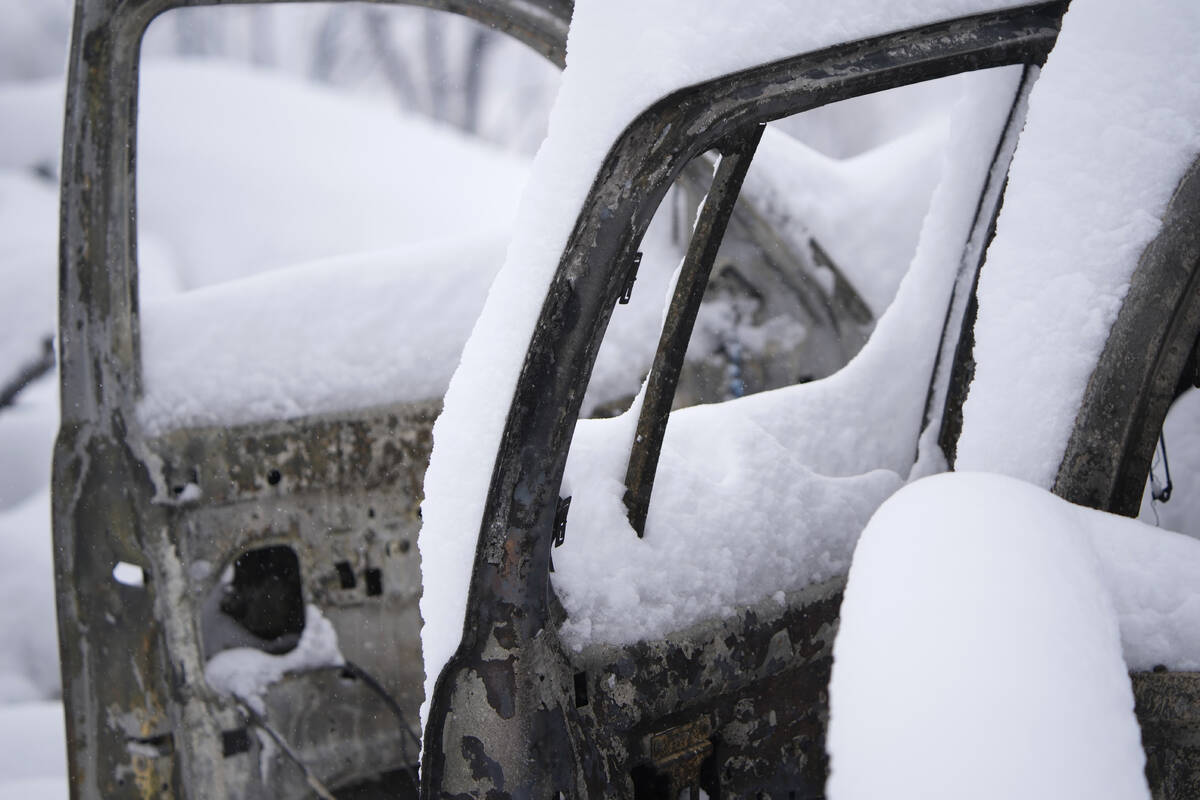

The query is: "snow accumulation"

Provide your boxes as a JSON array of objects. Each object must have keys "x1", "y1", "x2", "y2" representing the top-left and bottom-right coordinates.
[
  {"x1": 955, "y1": 0, "x2": 1200, "y2": 485},
  {"x1": 741, "y1": 114, "x2": 952, "y2": 317},
  {"x1": 138, "y1": 233, "x2": 507, "y2": 433},
  {"x1": 418, "y1": 0, "x2": 1042, "y2": 730},
  {"x1": 0, "y1": 702, "x2": 68, "y2": 800},
  {"x1": 553, "y1": 68, "x2": 1022, "y2": 649},
  {"x1": 828, "y1": 472, "x2": 1153, "y2": 800},
  {"x1": 204, "y1": 604, "x2": 344, "y2": 715},
  {"x1": 0, "y1": 60, "x2": 533, "y2": 438},
  {"x1": 132, "y1": 60, "x2": 530, "y2": 290}
]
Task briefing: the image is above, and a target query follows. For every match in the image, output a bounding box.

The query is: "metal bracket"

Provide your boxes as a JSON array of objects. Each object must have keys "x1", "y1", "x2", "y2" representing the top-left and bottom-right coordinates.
[
  {"x1": 553, "y1": 496, "x2": 571, "y2": 547},
  {"x1": 619, "y1": 252, "x2": 643, "y2": 305}
]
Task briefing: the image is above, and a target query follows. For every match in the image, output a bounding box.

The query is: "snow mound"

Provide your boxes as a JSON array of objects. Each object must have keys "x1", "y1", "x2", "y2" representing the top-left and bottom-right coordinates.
[
  {"x1": 828, "y1": 472, "x2": 1150, "y2": 800},
  {"x1": 138, "y1": 232, "x2": 507, "y2": 434},
  {"x1": 743, "y1": 115, "x2": 952, "y2": 316},
  {"x1": 956, "y1": 0, "x2": 1200, "y2": 486},
  {"x1": 204, "y1": 604, "x2": 344, "y2": 715}
]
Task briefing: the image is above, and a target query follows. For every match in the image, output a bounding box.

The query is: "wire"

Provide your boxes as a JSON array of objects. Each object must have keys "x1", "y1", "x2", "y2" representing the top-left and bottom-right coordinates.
[
  {"x1": 235, "y1": 699, "x2": 340, "y2": 800},
  {"x1": 335, "y1": 660, "x2": 422, "y2": 789},
  {"x1": 232, "y1": 661, "x2": 422, "y2": 795},
  {"x1": 1152, "y1": 432, "x2": 1173, "y2": 504}
]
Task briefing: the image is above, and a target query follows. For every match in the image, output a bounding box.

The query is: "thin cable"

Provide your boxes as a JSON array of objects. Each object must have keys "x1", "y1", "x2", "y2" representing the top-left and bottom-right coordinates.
[
  {"x1": 1152, "y1": 432, "x2": 1173, "y2": 503},
  {"x1": 336, "y1": 660, "x2": 422, "y2": 788},
  {"x1": 235, "y1": 699, "x2": 339, "y2": 800}
]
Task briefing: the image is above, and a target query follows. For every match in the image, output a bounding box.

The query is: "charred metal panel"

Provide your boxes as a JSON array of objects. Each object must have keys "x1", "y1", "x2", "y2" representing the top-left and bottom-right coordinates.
[
  {"x1": 54, "y1": 0, "x2": 570, "y2": 797},
  {"x1": 1054, "y1": 156, "x2": 1200, "y2": 516},
  {"x1": 573, "y1": 578, "x2": 844, "y2": 798},
  {"x1": 1134, "y1": 672, "x2": 1200, "y2": 800},
  {"x1": 55, "y1": 402, "x2": 436, "y2": 799}
]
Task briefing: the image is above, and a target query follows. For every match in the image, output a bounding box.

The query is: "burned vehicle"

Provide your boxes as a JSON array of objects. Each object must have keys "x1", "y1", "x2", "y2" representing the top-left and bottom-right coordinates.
[
  {"x1": 51, "y1": 0, "x2": 895, "y2": 797},
  {"x1": 417, "y1": 1, "x2": 1200, "y2": 798},
  {"x1": 52, "y1": 0, "x2": 571, "y2": 798}
]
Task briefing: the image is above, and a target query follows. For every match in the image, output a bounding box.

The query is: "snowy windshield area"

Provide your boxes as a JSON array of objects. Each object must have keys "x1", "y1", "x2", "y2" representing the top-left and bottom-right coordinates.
[{"x1": 552, "y1": 68, "x2": 1023, "y2": 648}]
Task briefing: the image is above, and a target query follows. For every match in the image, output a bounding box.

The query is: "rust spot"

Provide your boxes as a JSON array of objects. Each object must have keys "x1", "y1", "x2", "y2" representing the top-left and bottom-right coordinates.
[{"x1": 475, "y1": 658, "x2": 517, "y2": 720}]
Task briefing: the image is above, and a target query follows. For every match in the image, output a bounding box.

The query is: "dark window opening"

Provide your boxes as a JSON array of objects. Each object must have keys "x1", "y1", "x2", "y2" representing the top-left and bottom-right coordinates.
[{"x1": 218, "y1": 544, "x2": 305, "y2": 648}]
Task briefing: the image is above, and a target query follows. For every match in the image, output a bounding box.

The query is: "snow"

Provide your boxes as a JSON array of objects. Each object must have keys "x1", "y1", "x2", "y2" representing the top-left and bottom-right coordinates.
[
  {"x1": 955, "y1": 0, "x2": 1200, "y2": 487},
  {"x1": 0, "y1": 170, "x2": 57, "y2": 387},
  {"x1": 549, "y1": 67, "x2": 1023, "y2": 648},
  {"x1": 828, "y1": 472, "x2": 1151, "y2": 800},
  {"x1": 133, "y1": 60, "x2": 530, "y2": 290},
  {"x1": 1091, "y1": 514, "x2": 1200, "y2": 672},
  {"x1": 138, "y1": 232, "x2": 508, "y2": 434},
  {"x1": 741, "y1": 114, "x2": 952, "y2": 316},
  {"x1": 0, "y1": 702, "x2": 67, "y2": 800},
  {"x1": 0, "y1": 374, "x2": 56, "y2": 512},
  {"x1": 0, "y1": 491, "x2": 59, "y2": 704},
  {"x1": 419, "y1": 0, "x2": 1039, "y2": 729},
  {"x1": 204, "y1": 604, "x2": 344, "y2": 715}
]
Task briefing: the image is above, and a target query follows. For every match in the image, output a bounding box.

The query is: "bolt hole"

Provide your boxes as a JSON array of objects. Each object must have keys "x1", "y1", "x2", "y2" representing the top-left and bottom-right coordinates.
[
  {"x1": 367, "y1": 507, "x2": 375, "y2": 518},
  {"x1": 222, "y1": 728, "x2": 250, "y2": 757},
  {"x1": 398, "y1": 539, "x2": 411, "y2": 554},
  {"x1": 574, "y1": 671, "x2": 589, "y2": 708},
  {"x1": 364, "y1": 568, "x2": 383, "y2": 596},
  {"x1": 112, "y1": 561, "x2": 146, "y2": 587},
  {"x1": 266, "y1": 469, "x2": 282, "y2": 486},
  {"x1": 335, "y1": 561, "x2": 357, "y2": 590}
]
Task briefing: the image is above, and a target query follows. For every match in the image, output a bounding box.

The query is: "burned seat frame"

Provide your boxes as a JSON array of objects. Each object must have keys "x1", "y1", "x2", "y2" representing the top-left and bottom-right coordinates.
[
  {"x1": 421, "y1": 3, "x2": 1200, "y2": 797},
  {"x1": 53, "y1": 1, "x2": 569, "y2": 798}
]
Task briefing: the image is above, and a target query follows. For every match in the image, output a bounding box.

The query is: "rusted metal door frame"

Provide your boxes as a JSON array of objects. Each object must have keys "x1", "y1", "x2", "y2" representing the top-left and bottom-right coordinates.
[
  {"x1": 421, "y1": 4, "x2": 1072, "y2": 796},
  {"x1": 54, "y1": 1, "x2": 570, "y2": 798}
]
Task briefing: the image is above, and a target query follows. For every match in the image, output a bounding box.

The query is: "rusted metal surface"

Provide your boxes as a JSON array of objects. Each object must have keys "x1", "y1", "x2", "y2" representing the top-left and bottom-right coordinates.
[
  {"x1": 1054, "y1": 155, "x2": 1200, "y2": 515},
  {"x1": 421, "y1": 5, "x2": 1069, "y2": 797},
  {"x1": 623, "y1": 126, "x2": 764, "y2": 536},
  {"x1": 573, "y1": 578, "x2": 845, "y2": 797},
  {"x1": 54, "y1": 401, "x2": 437, "y2": 799},
  {"x1": 54, "y1": 0, "x2": 571, "y2": 797},
  {"x1": 1134, "y1": 672, "x2": 1200, "y2": 800}
]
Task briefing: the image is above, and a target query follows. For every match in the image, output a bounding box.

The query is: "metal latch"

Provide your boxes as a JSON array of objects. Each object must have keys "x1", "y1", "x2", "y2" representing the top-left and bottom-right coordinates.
[
  {"x1": 619, "y1": 252, "x2": 643, "y2": 304},
  {"x1": 553, "y1": 496, "x2": 571, "y2": 547}
]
